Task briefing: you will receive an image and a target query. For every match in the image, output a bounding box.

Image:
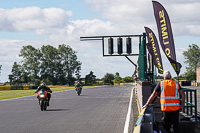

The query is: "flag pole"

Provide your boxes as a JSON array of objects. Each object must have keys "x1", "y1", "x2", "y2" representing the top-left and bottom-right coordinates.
[{"x1": 177, "y1": 74, "x2": 179, "y2": 84}]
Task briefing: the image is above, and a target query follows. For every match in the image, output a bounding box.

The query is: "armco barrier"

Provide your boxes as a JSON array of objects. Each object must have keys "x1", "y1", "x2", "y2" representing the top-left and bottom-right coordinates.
[
  {"x1": 191, "y1": 81, "x2": 198, "y2": 86},
  {"x1": 11, "y1": 86, "x2": 23, "y2": 90},
  {"x1": 0, "y1": 86, "x2": 32, "y2": 90},
  {"x1": 30, "y1": 86, "x2": 38, "y2": 89},
  {"x1": 181, "y1": 81, "x2": 191, "y2": 86},
  {"x1": 23, "y1": 86, "x2": 30, "y2": 90},
  {"x1": 133, "y1": 105, "x2": 154, "y2": 133},
  {"x1": 0, "y1": 86, "x2": 11, "y2": 90}
]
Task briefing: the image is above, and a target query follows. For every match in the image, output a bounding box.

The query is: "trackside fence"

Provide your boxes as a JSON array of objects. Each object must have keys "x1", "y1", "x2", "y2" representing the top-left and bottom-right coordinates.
[{"x1": 182, "y1": 88, "x2": 198, "y2": 121}]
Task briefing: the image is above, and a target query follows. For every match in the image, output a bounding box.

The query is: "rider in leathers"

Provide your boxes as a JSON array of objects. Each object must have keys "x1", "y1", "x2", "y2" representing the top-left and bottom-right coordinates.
[
  {"x1": 75, "y1": 82, "x2": 82, "y2": 92},
  {"x1": 35, "y1": 83, "x2": 52, "y2": 106}
]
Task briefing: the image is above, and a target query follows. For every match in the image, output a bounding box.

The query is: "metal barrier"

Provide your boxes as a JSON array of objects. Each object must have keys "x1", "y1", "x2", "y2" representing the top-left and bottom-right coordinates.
[
  {"x1": 133, "y1": 105, "x2": 154, "y2": 133},
  {"x1": 191, "y1": 80, "x2": 197, "y2": 86},
  {"x1": 182, "y1": 88, "x2": 198, "y2": 121},
  {"x1": 191, "y1": 80, "x2": 200, "y2": 87}
]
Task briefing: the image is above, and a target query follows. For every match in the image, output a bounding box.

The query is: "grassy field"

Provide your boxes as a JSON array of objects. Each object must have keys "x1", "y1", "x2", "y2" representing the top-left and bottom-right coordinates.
[{"x1": 0, "y1": 86, "x2": 95, "y2": 100}]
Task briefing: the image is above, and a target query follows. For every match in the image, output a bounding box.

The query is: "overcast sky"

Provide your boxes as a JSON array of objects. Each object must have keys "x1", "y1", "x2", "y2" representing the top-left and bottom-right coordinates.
[{"x1": 0, "y1": 0, "x2": 200, "y2": 82}]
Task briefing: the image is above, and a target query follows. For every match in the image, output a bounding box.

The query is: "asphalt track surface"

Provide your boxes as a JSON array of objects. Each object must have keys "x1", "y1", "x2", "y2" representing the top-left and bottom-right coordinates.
[{"x1": 0, "y1": 85, "x2": 133, "y2": 133}]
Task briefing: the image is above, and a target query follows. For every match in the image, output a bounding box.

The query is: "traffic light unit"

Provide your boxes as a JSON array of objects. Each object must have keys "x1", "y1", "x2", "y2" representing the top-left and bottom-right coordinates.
[
  {"x1": 108, "y1": 37, "x2": 113, "y2": 55},
  {"x1": 108, "y1": 37, "x2": 132, "y2": 55},
  {"x1": 126, "y1": 37, "x2": 132, "y2": 54},
  {"x1": 118, "y1": 37, "x2": 123, "y2": 54}
]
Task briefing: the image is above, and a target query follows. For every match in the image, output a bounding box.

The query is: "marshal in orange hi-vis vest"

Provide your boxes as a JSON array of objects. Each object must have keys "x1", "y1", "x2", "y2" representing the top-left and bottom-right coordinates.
[{"x1": 160, "y1": 80, "x2": 180, "y2": 111}]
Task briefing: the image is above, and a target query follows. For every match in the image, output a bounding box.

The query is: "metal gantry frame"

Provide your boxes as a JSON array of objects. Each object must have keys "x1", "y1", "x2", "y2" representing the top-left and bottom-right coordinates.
[
  {"x1": 80, "y1": 34, "x2": 143, "y2": 67},
  {"x1": 80, "y1": 33, "x2": 151, "y2": 81},
  {"x1": 80, "y1": 33, "x2": 160, "y2": 82}
]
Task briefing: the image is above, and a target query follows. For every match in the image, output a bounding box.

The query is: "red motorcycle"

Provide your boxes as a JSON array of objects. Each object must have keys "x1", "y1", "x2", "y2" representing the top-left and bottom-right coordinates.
[{"x1": 37, "y1": 89, "x2": 48, "y2": 111}]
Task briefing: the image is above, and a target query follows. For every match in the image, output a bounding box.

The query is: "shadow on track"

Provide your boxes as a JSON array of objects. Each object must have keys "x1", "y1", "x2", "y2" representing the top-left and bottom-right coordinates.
[
  {"x1": 77, "y1": 95, "x2": 87, "y2": 96},
  {"x1": 46, "y1": 109, "x2": 70, "y2": 111}
]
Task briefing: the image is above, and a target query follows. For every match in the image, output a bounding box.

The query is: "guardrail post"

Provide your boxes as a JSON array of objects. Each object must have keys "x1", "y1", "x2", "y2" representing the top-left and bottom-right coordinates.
[
  {"x1": 194, "y1": 90, "x2": 197, "y2": 121},
  {"x1": 186, "y1": 91, "x2": 189, "y2": 115}
]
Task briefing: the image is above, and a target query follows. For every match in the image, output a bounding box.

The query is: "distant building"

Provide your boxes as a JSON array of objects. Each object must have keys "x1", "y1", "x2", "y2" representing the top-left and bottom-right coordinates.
[{"x1": 197, "y1": 62, "x2": 200, "y2": 83}]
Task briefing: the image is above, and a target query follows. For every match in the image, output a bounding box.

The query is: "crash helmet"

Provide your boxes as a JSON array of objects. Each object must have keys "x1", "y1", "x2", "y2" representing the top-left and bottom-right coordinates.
[{"x1": 41, "y1": 82, "x2": 46, "y2": 86}]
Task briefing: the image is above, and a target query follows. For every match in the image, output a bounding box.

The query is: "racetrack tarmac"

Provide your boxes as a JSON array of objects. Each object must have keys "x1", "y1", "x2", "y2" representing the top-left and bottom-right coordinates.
[{"x1": 0, "y1": 85, "x2": 134, "y2": 133}]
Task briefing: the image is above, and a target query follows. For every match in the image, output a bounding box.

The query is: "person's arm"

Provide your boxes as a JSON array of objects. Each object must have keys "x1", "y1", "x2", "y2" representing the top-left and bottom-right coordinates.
[
  {"x1": 47, "y1": 87, "x2": 52, "y2": 93},
  {"x1": 143, "y1": 82, "x2": 161, "y2": 108},
  {"x1": 35, "y1": 86, "x2": 40, "y2": 93},
  {"x1": 143, "y1": 91, "x2": 158, "y2": 108},
  {"x1": 179, "y1": 89, "x2": 185, "y2": 112}
]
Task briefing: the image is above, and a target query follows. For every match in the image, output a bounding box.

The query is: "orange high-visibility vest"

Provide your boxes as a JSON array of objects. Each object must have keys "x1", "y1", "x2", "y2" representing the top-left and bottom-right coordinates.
[{"x1": 160, "y1": 80, "x2": 180, "y2": 111}]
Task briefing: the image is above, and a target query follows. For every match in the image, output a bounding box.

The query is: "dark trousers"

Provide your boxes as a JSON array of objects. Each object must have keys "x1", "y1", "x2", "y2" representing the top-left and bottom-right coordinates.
[
  {"x1": 162, "y1": 110, "x2": 179, "y2": 133},
  {"x1": 47, "y1": 93, "x2": 51, "y2": 102}
]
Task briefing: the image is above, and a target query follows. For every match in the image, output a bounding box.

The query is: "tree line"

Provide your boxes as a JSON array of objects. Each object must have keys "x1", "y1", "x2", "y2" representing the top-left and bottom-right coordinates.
[
  {"x1": 101, "y1": 72, "x2": 134, "y2": 85},
  {"x1": 7, "y1": 44, "x2": 132, "y2": 86},
  {"x1": 2, "y1": 43, "x2": 199, "y2": 85},
  {"x1": 73, "y1": 71, "x2": 134, "y2": 85},
  {"x1": 9, "y1": 44, "x2": 81, "y2": 85},
  {"x1": 183, "y1": 44, "x2": 200, "y2": 80}
]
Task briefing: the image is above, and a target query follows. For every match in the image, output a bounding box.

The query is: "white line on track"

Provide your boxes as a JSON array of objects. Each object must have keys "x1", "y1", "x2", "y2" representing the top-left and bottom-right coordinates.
[{"x1": 123, "y1": 87, "x2": 134, "y2": 133}]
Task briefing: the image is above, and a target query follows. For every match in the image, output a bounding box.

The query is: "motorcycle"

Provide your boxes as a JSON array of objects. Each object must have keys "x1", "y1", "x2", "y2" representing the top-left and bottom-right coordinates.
[
  {"x1": 37, "y1": 89, "x2": 48, "y2": 111},
  {"x1": 76, "y1": 87, "x2": 82, "y2": 96}
]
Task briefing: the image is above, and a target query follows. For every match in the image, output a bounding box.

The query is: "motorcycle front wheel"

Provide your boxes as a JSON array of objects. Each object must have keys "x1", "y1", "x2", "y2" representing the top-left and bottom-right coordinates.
[
  {"x1": 44, "y1": 101, "x2": 47, "y2": 111},
  {"x1": 40, "y1": 100, "x2": 44, "y2": 111},
  {"x1": 77, "y1": 91, "x2": 81, "y2": 96}
]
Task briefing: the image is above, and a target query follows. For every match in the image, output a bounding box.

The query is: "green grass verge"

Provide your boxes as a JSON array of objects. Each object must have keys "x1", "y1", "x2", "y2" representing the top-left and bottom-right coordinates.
[{"x1": 0, "y1": 86, "x2": 95, "y2": 100}]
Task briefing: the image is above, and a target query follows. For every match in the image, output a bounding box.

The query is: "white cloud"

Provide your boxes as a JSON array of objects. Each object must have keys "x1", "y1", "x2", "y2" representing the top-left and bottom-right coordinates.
[
  {"x1": 86, "y1": 0, "x2": 154, "y2": 25},
  {"x1": 85, "y1": 0, "x2": 200, "y2": 36},
  {"x1": 0, "y1": 7, "x2": 72, "y2": 32}
]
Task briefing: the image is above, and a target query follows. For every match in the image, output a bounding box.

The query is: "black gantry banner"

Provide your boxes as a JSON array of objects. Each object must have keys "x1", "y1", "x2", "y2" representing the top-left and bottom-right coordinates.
[
  {"x1": 145, "y1": 27, "x2": 163, "y2": 74},
  {"x1": 152, "y1": 1, "x2": 182, "y2": 75}
]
